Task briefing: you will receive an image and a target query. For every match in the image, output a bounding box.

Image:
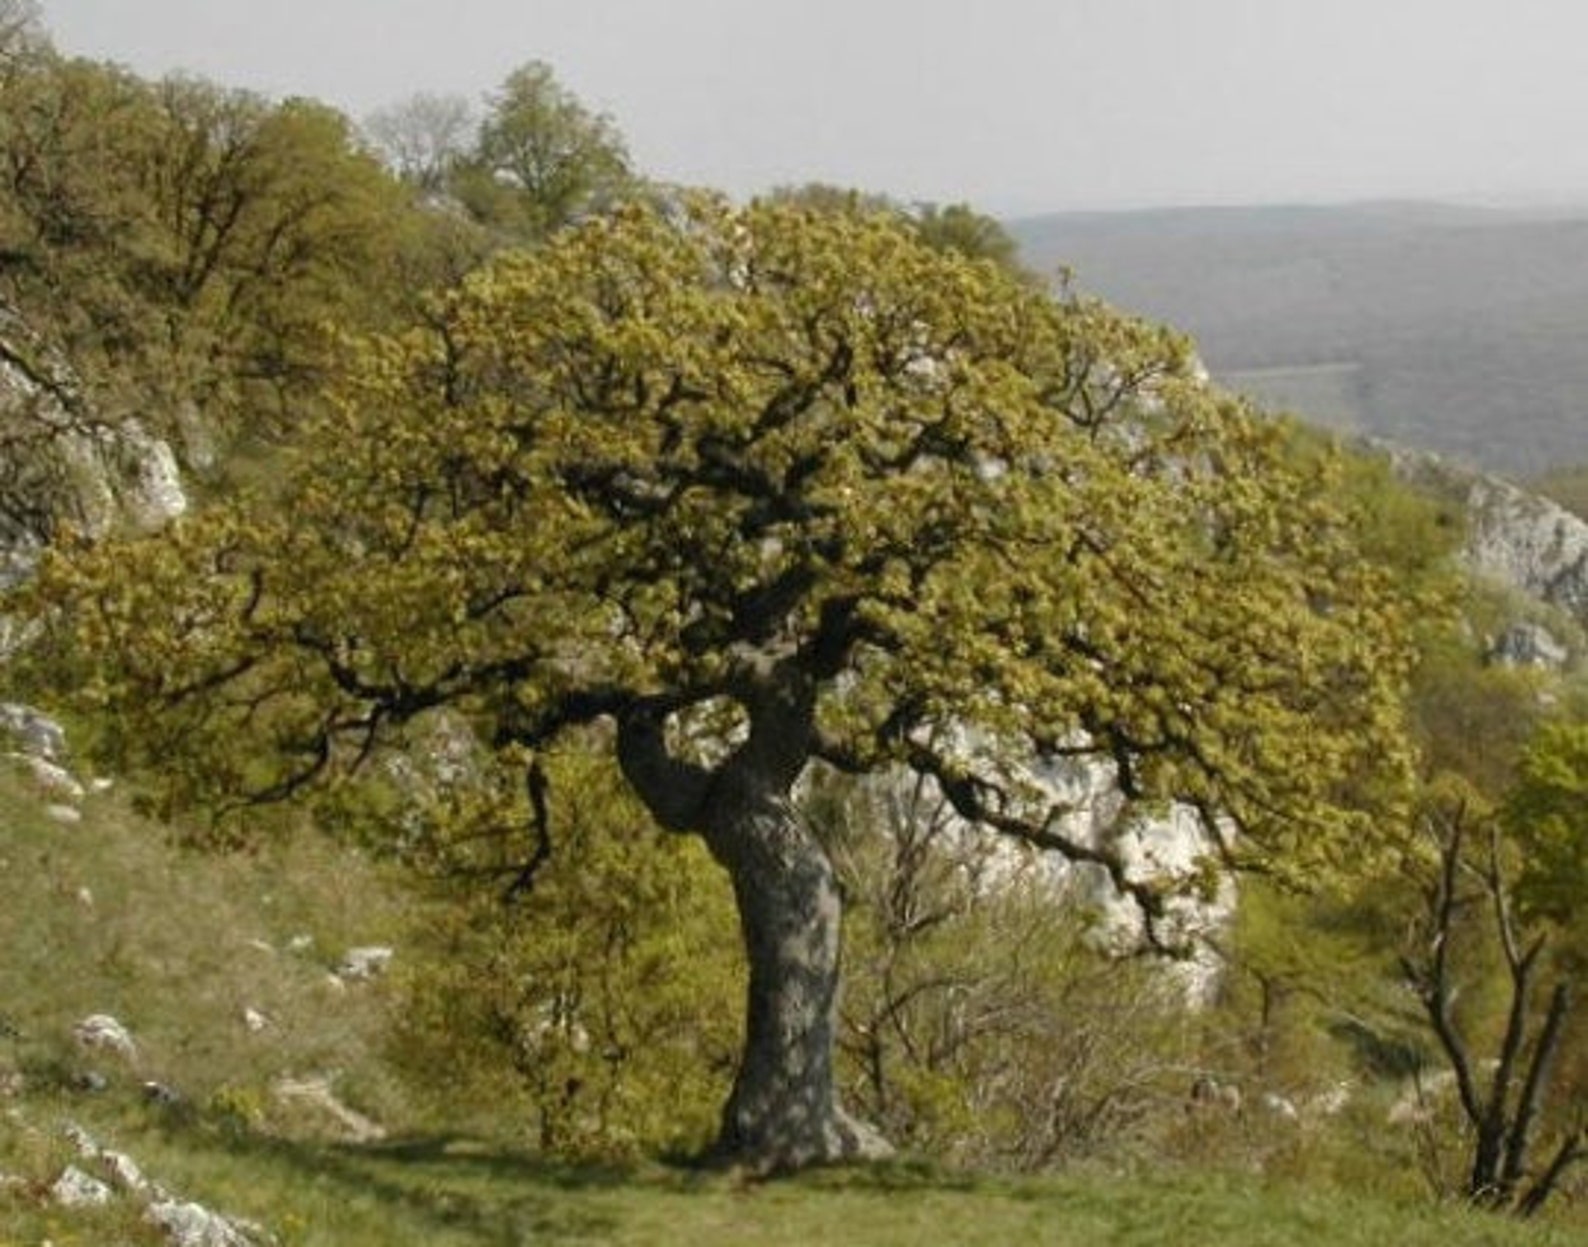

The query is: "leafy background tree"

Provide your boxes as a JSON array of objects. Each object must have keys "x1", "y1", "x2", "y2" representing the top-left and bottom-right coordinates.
[
  {"x1": 446, "y1": 60, "x2": 635, "y2": 243},
  {"x1": 0, "y1": 42, "x2": 419, "y2": 478},
  {"x1": 389, "y1": 748, "x2": 743, "y2": 1159}
]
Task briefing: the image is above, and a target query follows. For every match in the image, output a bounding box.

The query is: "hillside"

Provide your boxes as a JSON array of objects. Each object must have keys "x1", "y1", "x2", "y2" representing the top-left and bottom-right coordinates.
[
  {"x1": 0, "y1": 753, "x2": 1580, "y2": 1245},
  {"x1": 1009, "y1": 202, "x2": 1588, "y2": 476},
  {"x1": 10, "y1": 19, "x2": 1588, "y2": 1240}
]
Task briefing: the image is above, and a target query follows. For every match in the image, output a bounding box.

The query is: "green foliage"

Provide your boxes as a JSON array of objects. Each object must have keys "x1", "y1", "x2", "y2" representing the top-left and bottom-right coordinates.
[
  {"x1": 768, "y1": 182, "x2": 1030, "y2": 276},
  {"x1": 910, "y1": 201, "x2": 1026, "y2": 274},
  {"x1": 18, "y1": 189, "x2": 1425, "y2": 1169},
  {"x1": 31, "y1": 196, "x2": 1417, "y2": 879},
  {"x1": 453, "y1": 60, "x2": 635, "y2": 242},
  {"x1": 1409, "y1": 627, "x2": 1546, "y2": 797},
  {"x1": 0, "y1": 47, "x2": 422, "y2": 458},
  {"x1": 1504, "y1": 720, "x2": 1588, "y2": 931},
  {"x1": 391, "y1": 748, "x2": 742, "y2": 1158}
]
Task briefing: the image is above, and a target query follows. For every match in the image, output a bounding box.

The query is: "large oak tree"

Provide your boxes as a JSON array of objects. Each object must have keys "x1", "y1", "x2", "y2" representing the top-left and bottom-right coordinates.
[{"x1": 36, "y1": 197, "x2": 1416, "y2": 1171}]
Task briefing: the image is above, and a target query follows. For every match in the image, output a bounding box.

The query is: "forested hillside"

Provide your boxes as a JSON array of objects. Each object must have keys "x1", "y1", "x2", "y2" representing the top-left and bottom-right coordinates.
[{"x1": 1010, "y1": 203, "x2": 1588, "y2": 476}]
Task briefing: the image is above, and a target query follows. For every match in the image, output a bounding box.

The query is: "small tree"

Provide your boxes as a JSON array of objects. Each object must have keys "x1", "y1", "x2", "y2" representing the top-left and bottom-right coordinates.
[
  {"x1": 363, "y1": 91, "x2": 474, "y2": 193},
  {"x1": 1402, "y1": 770, "x2": 1587, "y2": 1215},
  {"x1": 33, "y1": 196, "x2": 1416, "y2": 1171},
  {"x1": 391, "y1": 747, "x2": 742, "y2": 1157},
  {"x1": 456, "y1": 60, "x2": 633, "y2": 240}
]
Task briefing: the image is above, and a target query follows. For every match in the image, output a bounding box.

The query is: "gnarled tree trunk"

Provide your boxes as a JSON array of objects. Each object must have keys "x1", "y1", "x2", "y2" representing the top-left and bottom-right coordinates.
[
  {"x1": 701, "y1": 771, "x2": 890, "y2": 1170},
  {"x1": 615, "y1": 691, "x2": 890, "y2": 1172}
]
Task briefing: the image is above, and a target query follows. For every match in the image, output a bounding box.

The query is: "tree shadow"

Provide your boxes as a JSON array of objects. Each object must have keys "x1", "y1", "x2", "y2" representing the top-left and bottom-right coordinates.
[{"x1": 180, "y1": 1127, "x2": 643, "y2": 1242}]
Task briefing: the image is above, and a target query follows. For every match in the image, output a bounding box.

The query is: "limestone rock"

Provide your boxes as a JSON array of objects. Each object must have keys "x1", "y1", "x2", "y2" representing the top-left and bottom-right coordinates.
[
  {"x1": 271, "y1": 1074, "x2": 386, "y2": 1143},
  {"x1": 142, "y1": 1080, "x2": 184, "y2": 1106},
  {"x1": 50, "y1": 1164, "x2": 112, "y2": 1207},
  {"x1": 72, "y1": 1014, "x2": 136, "y2": 1061},
  {"x1": 335, "y1": 946, "x2": 394, "y2": 981},
  {"x1": 16, "y1": 753, "x2": 85, "y2": 801},
  {"x1": 1390, "y1": 447, "x2": 1588, "y2": 627},
  {"x1": 0, "y1": 702, "x2": 67, "y2": 761},
  {"x1": 1488, "y1": 620, "x2": 1570, "y2": 669},
  {"x1": 99, "y1": 1148, "x2": 150, "y2": 1196},
  {"x1": 146, "y1": 1199, "x2": 261, "y2": 1247}
]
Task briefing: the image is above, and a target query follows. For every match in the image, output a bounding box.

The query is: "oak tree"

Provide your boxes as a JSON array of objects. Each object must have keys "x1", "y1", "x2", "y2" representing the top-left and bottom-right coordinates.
[{"x1": 36, "y1": 197, "x2": 1416, "y2": 1171}]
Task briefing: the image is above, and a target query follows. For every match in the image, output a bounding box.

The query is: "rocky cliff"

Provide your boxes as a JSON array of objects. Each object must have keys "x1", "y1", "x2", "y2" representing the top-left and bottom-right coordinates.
[{"x1": 0, "y1": 311, "x2": 186, "y2": 590}]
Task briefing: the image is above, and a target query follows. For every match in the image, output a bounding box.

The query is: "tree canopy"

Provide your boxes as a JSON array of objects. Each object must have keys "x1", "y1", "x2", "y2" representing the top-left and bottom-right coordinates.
[
  {"x1": 446, "y1": 60, "x2": 634, "y2": 242},
  {"x1": 0, "y1": 46, "x2": 417, "y2": 453},
  {"x1": 32, "y1": 195, "x2": 1419, "y2": 1170}
]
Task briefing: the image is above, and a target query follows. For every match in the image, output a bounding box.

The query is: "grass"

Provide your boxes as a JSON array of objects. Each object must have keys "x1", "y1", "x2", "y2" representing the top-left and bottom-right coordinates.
[
  {"x1": 6, "y1": 1104, "x2": 1585, "y2": 1247},
  {"x1": 1, "y1": 757, "x2": 1585, "y2": 1245}
]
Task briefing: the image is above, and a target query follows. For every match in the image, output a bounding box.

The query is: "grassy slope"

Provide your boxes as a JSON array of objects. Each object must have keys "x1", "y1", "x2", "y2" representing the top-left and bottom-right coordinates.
[
  {"x1": 0, "y1": 763, "x2": 1583, "y2": 1245},
  {"x1": 7, "y1": 1128, "x2": 1586, "y2": 1246}
]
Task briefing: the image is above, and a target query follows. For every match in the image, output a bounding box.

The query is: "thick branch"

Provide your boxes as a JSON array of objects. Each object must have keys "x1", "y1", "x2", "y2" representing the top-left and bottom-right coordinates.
[
  {"x1": 886, "y1": 738, "x2": 1177, "y2": 952},
  {"x1": 615, "y1": 697, "x2": 714, "y2": 833}
]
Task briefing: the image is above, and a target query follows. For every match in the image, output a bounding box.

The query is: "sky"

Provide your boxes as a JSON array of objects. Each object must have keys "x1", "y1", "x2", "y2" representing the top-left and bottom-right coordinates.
[{"x1": 33, "y1": 0, "x2": 1588, "y2": 216}]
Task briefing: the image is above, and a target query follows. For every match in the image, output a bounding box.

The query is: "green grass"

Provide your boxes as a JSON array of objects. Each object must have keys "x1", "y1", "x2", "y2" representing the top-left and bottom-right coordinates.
[
  {"x1": 5, "y1": 1105, "x2": 1584, "y2": 1247},
  {"x1": 1, "y1": 760, "x2": 1584, "y2": 1246}
]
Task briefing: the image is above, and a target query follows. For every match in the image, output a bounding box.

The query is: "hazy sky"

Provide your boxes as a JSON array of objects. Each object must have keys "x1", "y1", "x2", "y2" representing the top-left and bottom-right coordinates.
[{"x1": 35, "y1": 0, "x2": 1588, "y2": 215}]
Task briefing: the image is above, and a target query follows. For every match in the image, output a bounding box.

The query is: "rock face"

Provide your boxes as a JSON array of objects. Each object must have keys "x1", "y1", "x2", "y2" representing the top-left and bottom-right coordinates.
[
  {"x1": 0, "y1": 306, "x2": 188, "y2": 609},
  {"x1": 1391, "y1": 448, "x2": 1588, "y2": 629},
  {"x1": 859, "y1": 741, "x2": 1233, "y2": 1005},
  {"x1": 1463, "y1": 475, "x2": 1588, "y2": 623},
  {"x1": 1029, "y1": 753, "x2": 1233, "y2": 1003}
]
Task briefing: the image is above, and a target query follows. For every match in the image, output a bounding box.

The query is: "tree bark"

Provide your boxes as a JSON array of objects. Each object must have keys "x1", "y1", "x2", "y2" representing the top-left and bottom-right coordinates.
[
  {"x1": 615, "y1": 693, "x2": 890, "y2": 1171},
  {"x1": 700, "y1": 768, "x2": 891, "y2": 1171}
]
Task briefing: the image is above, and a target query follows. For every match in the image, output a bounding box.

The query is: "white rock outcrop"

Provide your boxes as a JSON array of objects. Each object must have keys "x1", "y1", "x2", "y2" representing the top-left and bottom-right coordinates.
[
  {"x1": 1391, "y1": 448, "x2": 1588, "y2": 629},
  {"x1": 146, "y1": 1199, "x2": 262, "y2": 1247},
  {"x1": 51, "y1": 1164, "x2": 113, "y2": 1207},
  {"x1": 44, "y1": 1120, "x2": 270, "y2": 1246},
  {"x1": 0, "y1": 702, "x2": 67, "y2": 761}
]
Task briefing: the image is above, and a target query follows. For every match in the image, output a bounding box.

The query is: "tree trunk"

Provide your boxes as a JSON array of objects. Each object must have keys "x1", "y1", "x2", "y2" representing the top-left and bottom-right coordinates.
[
  {"x1": 614, "y1": 693, "x2": 889, "y2": 1172},
  {"x1": 700, "y1": 770, "x2": 891, "y2": 1172}
]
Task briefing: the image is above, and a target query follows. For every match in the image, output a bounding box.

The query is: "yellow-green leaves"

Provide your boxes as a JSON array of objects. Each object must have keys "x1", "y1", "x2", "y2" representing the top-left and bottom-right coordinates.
[{"x1": 31, "y1": 196, "x2": 1418, "y2": 882}]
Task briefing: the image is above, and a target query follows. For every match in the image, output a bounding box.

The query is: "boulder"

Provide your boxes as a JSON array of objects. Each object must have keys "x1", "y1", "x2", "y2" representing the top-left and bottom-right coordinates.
[
  {"x1": 334, "y1": 946, "x2": 394, "y2": 981},
  {"x1": 1488, "y1": 620, "x2": 1570, "y2": 669},
  {"x1": 50, "y1": 1164, "x2": 113, "y2": 1207},
  {"x1": 72, "y1": 1014, "x2": 136, "y2": 1061},
  {"x1": 0, "y1": 702, "x2": 67, "y2": 761}
]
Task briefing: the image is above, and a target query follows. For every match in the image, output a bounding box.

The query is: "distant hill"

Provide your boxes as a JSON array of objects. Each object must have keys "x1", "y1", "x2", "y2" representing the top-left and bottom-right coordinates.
[{"x1": 1008, "y1": 202, "x2": 1588, "y2": 477}]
